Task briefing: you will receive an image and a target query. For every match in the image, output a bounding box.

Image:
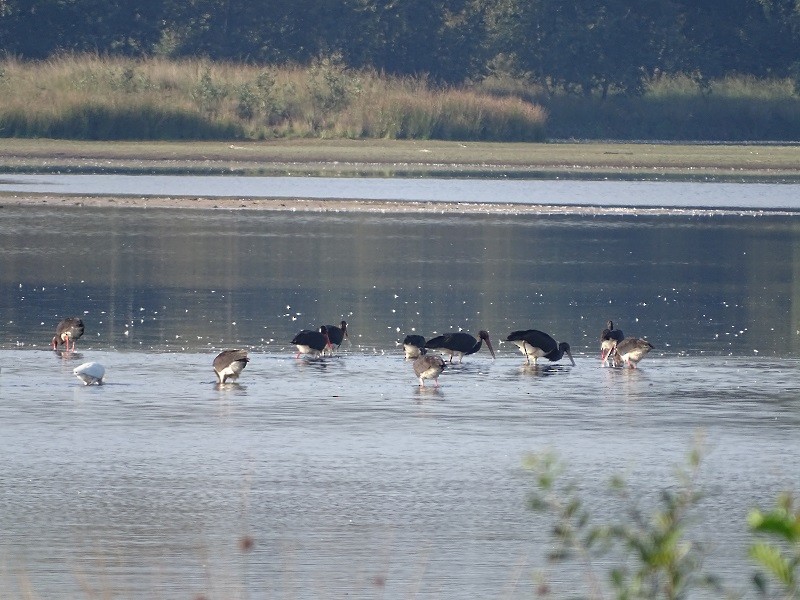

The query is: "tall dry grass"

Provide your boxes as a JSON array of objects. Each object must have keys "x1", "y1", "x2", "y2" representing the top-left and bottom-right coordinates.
[
  {"x1": 0, "y1": 55, "x2": 239, "y2": 138},
  {"x1": 0, "y1": 54, "x2": 547, "y2": 141},
  {"x1": 334, "y1": 75, "x2": 546, "y2": 141},
  {"x1": 3, "y1": 55, "x2": 794, "y2": 141}
]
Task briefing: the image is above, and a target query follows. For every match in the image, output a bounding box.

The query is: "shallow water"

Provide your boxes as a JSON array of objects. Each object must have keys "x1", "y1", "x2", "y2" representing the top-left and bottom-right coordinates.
[
  {"x1": 0, "y1": 173, "x2": 799, "y2": 209},
  {"x1": 1, "y1": 197, "x2": 800, "y2": 598},
  {"x1": 2, "y1": 206, "x2": 799, "y2": 356},
  {"x1": 1, "y1": 350, "x2": 798, "y2": 599}
]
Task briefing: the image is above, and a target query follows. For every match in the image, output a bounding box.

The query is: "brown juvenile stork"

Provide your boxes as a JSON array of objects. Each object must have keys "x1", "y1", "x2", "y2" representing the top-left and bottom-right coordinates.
[
  {"x1": 612, "y1": 338, "x2": 655, "y2": 369},
  {"x1": 423, "y1": 330, "x2": 495, "y2": 363},
  {"x1": 213, "y1": 349, "x2": 250, "y2": 384},
  {"x1": 413, "y1": 354, "x2": 446, "y2": 387},
  {"x1": 52, "y1": 317, "x2": 85, "y2": 351}
]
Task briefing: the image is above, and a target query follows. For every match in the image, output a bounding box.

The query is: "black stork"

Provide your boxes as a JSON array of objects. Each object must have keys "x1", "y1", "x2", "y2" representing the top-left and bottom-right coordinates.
[
  {"x1": 506, "y1": 329, "x2": 575, "y2": 366},
  {"x1": 402, "y1": 334, "x2": 427, "y2": 359},
  {"x1": 322, "y1": 320, "x2": 348, "y2": 355},
  {"x1": 424, "y1": 330, "x2": 495, "y2": 363},
  {"x1": 292, "y1": 326, "x2": 331, "y2": 359},
  {"x1": 413, "y1": 355, "x2": 446, "y2": 387},
  {"x1": 612, "y1": 338, "x2": 654, "y2": 369},
  {"x1": 52, "y1": 317, "x2": 85, "y2": 351},
  {"x1": 600, "y1": 320, "x2": 625, "y2": 367},
  {"x1": 213, "y1": 349, "x2": 250, "y2": 384}
]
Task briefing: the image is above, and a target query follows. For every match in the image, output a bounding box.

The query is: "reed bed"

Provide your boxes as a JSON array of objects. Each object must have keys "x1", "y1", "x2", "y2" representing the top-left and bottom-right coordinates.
[
  {"x1": 334, "y1": 77, "x2": 546, "y2": 141},
  {"x1": 0, "y1": 55, "x2": 547, "y2": 141},
  {"x1": 478, "y1": 73, "x2": 800, "y2": 141},
  {"x1": 1, "y1": 55, "x2": 796, "y2": 141}
]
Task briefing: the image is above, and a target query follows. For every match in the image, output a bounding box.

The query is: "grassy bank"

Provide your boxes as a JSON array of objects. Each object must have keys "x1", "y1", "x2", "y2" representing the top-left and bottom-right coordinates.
[
  {"x1": 0, "y1": 138, "x2": 798, "y2": 182},
  {"x1": 1, "y1": 55, "x2": 799, "y2": 142},
  {"x1": 0, "y1": 54, "x2": 546, "y2": 142}
]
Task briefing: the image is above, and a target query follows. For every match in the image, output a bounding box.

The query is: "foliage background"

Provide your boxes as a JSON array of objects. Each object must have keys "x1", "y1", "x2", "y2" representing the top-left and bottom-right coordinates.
[
  {"x1": 2, "y1": 0, "x2": 798, "y2": 94},
  {"x1": 0, "y1": 0, "x2": 798, "y2": 140}
]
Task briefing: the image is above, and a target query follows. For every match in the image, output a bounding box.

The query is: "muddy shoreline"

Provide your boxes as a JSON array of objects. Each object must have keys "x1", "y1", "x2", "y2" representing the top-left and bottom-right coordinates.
[
  {"x1": 1, "y1": 140, "x2": 798, "y2": 216},
  {"x1": 1, "y1": 139, "x2": 799, "y2": 182},
  {"x1": 0, "y1": 192, "x2": 792, "y2": 217}
]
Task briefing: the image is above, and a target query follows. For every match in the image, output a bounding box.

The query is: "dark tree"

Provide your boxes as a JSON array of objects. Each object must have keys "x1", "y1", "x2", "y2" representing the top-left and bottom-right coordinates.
[
  {"x1": 486, "y1": 0, "x2": 679, "y2": 96},
  {"x1": 341, "y1": 0, "x2": 487, "y2": 83},
  {"x1": 160, "y1": 0, "x2": 341, "y2": 63},
  {"x1": 0, "y1": 0, "x2": 797, "y2": 93},
  {"x1": 0, "y1": 0, "x2": 164, "y2": 57}
]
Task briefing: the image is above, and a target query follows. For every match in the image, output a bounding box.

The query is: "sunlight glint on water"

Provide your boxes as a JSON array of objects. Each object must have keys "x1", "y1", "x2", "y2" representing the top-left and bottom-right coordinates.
[{"x1": 1, "y1": 194, "x2": 799, "y2": 599}]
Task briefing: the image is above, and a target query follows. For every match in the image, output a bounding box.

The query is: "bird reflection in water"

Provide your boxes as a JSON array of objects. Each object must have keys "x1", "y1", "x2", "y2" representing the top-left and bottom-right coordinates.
[
  {"x1": 214, "y1": 381, "x2": 248, "y2": 392},
  {"x1": 54, "y1": 350, "x2": 83, "y2": 361},
  {"x1": 518, "y1": 363, "x2": 564, "y2": 377},
  {"x1": 413, "y1": 385, "x2": 444, "y2": 401},
  {"x1": 293, "y1": 357, "x2": 330, "y2": 372}
]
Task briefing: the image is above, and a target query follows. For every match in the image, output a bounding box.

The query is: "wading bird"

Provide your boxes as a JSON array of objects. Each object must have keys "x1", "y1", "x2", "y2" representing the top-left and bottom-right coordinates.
[
  {"x1": 213, "y1": 349, "x2": 250, "y2": 384},
  {"x1": 292, "y1": 326, "x2": 330, "y2": 359},
  {"x1": 506, "y1": 329, "x2": 575, "y2": 366},
  {"x1": 424, "y1": 330, "x2": 495, "y2": 363},
  {"x1": 323, "y1": 320, "x2": 348, "y2": 355},
  {"x1": 612, "y1": 338, "x2": 655, "y2": 369},
  {"x1": 413, "y1": 355, "x2": 446, "y2": 387},
  {"x1": 52, "y1": 317, "x2": 85, "y2": 351},
  {"x1": 600, "y1": 320, "x2": 625, "y2": 367},
  {"x1": 402, "y1": 334, "x2": 426, "y2": 359},
  {"x1": 73, "y1": 361, "x2": 104, "y2": 385}
]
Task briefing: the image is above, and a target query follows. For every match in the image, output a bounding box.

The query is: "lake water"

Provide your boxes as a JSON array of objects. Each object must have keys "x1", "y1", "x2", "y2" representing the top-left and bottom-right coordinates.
[
  {"x1": 1, "y1": 173, "x2": 800, "y2": 210},
  {"x1": 1, "y1": 179, "x2": 800, "y2": 599}
]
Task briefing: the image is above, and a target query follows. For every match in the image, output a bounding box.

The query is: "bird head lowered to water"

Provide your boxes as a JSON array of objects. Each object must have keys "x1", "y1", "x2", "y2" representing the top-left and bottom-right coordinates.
[
  {"x1": 291, "y1": 326, "x2": 331, "y2": 359},
  {"x1": 478, "y1": 330, "x2": 496, "y2": 359},
  {"x1": 52, "y1": 317, "x2": 85, "y2": 352},
  {"x1": 424, "y1": 330, "x2": 495, "y2": 363},
  {"x1": 73, "y1": 362, "x2": 105, "y2": 385},
  {"x1": 322, "y1": 320, "x2": 348, "y2": 355},
  {"x1": 213, "y1": 349, "x2": 249, "y2": 384},
  {"x1": 612, "y1": 337, "x2": 654, "y2": 369},
  {"x1": 600, "y1": 320, "x2": 625, "y2": 366},
  {"x1": 506, "y1": 329, "x2": 574, "y2": 366}
]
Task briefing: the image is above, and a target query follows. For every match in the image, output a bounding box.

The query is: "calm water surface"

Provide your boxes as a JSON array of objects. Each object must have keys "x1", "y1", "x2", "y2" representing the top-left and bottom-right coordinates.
[
  {"x1": 1, "y1": 180, "x2": 800, "y2": 599},
  {"x1": 1, "y1": 173, "x2": 799, "y2": 209}
]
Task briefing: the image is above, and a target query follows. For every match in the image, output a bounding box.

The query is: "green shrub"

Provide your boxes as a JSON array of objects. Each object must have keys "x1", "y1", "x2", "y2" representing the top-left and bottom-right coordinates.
[
  {"x1": 526, "y1": 441, "x2": 725, "y2": 599},
  {"x1": 748, "y1": 492, "x2": 800, "y2": 597}
]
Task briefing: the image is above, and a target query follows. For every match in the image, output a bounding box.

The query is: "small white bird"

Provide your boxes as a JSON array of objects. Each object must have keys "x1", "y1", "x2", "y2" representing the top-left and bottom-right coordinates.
[{"x1": 73, "y1": 362, "x2": 105, "y2": 385}]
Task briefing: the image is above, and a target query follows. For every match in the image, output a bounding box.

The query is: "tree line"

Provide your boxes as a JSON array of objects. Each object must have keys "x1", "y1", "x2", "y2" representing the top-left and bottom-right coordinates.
[{"x1": 1, "y1": 0, "x2": 798, "y2": 97}]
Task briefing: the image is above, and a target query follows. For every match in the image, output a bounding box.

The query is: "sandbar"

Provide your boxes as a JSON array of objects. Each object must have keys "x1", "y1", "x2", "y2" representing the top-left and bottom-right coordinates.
[{"x1": 0, "y1": 193, "x2": 791, "y2": 217}]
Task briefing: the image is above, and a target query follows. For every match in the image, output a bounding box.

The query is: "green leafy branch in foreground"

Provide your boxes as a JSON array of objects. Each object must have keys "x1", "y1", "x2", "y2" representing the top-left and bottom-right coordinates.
[
  {"x1": 525, "y1": 441, "x2": 726, "y2": 599},
  {"x1": 749, "y1": 493, "x2": 800, "y2": 599}
]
